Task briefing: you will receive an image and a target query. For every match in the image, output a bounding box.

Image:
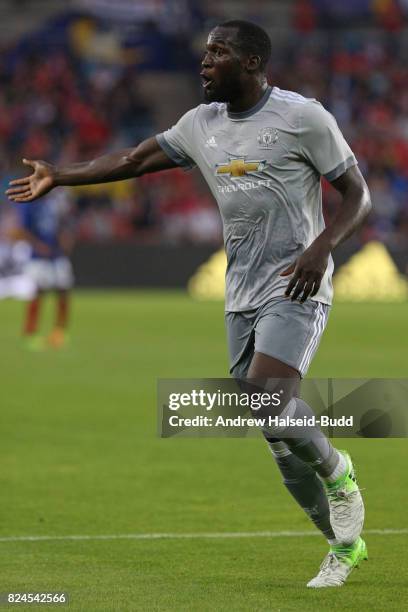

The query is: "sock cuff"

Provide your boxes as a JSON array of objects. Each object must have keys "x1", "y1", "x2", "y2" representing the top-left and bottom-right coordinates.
[{"x1": 268, "y1": 440, "x2": 292, "y2": 458}]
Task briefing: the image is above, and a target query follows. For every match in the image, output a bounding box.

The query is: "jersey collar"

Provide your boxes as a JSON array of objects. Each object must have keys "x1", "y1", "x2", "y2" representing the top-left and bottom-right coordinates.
[{"x1": 227, "y1": 86, "x2": 272, "y2": 120}]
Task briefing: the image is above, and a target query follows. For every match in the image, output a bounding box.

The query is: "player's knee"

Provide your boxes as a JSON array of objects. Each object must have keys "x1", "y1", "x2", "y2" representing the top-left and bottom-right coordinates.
[
  {"x1": 230, "y1": 370, "x2": 300, "y2": 438},
  {"x1": 247, "y1": 378, "x2": 297, "y2": 416}
]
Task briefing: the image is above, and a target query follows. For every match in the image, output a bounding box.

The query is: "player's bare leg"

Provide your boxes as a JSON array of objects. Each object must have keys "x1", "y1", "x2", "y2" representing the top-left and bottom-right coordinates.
[
  {"x1": 47, "y1": 289, "x2": 70, "y2": 348},
  {"x1": 246, "y1": 351, "x2": 366, "y2": 586},
  {"x1": 23, "y1": 291, "x2": 45, "y2": 351}
]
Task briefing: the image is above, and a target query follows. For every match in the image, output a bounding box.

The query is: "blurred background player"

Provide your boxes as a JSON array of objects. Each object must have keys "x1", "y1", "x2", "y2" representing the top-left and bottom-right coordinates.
[
  {"x1": 0, "y1": 207, "x2": 35, "y2": 301},
  {"x1": 14, "y1": 186, "x2": 75, "y2": 350}
]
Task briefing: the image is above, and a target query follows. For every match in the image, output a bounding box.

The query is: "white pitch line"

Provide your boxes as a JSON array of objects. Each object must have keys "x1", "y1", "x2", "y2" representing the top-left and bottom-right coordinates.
[{"x1": 0, "y1": 529, "x2": 407, "y2": 543}]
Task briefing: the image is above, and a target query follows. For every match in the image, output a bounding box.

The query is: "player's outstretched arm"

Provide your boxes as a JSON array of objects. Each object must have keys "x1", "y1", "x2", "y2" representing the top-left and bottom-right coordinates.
[
  {"x1": 282, "y1": 165, "x2": 372, "y2": 302},
  {"x1": 6, "y1": 137, "x2": 176, "y2": 203}
]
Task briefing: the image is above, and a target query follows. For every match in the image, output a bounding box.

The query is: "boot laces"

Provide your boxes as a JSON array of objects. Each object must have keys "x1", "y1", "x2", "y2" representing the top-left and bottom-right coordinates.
[{"x1": 318, "y1": 552, "x2": 341, "y2": 577}]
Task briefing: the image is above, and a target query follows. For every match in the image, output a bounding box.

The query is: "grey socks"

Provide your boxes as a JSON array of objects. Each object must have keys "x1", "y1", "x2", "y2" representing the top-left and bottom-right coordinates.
[
  {"x1": 267, "y1": 439, "x2": 336, "y2": 542},
  {"x1": 261, "y1": 396, "x2": 345, "y2": 543},
  {"x1": 265, "y1": 397, "x2": 342, "y2": 479}
]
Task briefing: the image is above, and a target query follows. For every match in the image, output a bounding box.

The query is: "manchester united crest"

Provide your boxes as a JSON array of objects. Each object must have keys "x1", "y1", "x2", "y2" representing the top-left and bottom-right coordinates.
[{"x1": 257, "y1": 127, "x2": 279, "y2": 149}]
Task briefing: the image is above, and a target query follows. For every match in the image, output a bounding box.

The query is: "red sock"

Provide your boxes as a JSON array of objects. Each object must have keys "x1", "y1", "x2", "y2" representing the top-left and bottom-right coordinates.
[
  {"x1": 56, "y1": 291, "x2": 69, "y2": 330},
  {"x1": 24, "y1": 296, "x2": 41, "y2": 335}
]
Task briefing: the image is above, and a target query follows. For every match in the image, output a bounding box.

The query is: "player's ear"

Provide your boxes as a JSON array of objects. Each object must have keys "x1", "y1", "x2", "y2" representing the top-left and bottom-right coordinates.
[{"x1": 246, "y1": 54, "x2": 261, "y2": 73}]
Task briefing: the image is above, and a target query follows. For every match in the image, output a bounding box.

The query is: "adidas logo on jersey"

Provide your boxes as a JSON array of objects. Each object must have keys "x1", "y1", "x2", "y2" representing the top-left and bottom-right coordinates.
[{"x1": 205, "y1": 136, "x2": 218, "y2": 148}]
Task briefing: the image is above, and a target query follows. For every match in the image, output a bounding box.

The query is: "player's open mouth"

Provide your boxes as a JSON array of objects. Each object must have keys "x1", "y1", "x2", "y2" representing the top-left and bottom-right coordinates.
[{"x1": 201, "y1": 76, "x2": 214, "y2": 90}]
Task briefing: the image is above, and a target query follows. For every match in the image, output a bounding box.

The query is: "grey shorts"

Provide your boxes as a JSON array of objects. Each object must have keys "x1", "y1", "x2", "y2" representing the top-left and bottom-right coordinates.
[{"x1": 226, "y1": 297, "x2": 330, "y2": 379}]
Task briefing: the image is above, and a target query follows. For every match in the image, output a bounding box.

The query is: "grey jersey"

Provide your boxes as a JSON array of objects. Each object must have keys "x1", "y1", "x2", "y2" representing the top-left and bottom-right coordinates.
[{"x1": 156, "y1": 86, "x2": 357, "y2": 311}]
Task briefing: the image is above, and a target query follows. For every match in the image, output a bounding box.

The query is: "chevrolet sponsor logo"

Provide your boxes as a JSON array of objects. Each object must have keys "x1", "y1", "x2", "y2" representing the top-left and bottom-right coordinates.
[{"x1": 215, "y1": 158, "x2": 266, "y2": 178}]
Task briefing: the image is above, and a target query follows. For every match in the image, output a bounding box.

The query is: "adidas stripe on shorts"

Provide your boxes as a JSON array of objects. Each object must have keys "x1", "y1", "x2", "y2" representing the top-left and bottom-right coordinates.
[{"x1": 226, "y1": 296, "x2": 330, "y2": 379}]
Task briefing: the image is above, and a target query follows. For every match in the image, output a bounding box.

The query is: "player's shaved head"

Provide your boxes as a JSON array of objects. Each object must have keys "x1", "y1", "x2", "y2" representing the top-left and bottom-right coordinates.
[{"x1": 216, "y1": 20, "x2": 272, "y2": 73}]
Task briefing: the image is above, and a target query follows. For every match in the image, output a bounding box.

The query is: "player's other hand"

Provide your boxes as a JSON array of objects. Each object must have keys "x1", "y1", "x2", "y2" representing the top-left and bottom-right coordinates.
[
  {"x1": 6, "y1": 159, "x2": 55, "y2": 202},
  {"x1": 281, "y1": 240, "x2": 330, "y2": 303}
]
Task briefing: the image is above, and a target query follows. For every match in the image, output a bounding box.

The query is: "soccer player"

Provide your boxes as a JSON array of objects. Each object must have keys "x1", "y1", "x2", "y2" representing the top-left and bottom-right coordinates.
[
  {"x1": 0, "y1": 234, "x2": 35, "y2": 301},
  {"x1": 14, "y1": 190, "x2": 74, "y2": 350},
  {"x1": 6, "y1": 21, "x2": 371, "y2": 587}
]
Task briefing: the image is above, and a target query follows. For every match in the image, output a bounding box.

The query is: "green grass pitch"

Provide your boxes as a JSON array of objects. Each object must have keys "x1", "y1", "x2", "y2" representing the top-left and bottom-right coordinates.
[{"x1": 0, "y1": 291, "x2": 407, "y2": 611}]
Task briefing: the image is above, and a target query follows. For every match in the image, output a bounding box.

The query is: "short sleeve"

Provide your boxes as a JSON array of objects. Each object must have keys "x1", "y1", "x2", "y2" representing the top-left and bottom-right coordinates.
[
  {"x1": 156, "y1": 107, "x2": 198, "y2": 171},
  {"x1": 299, "y1": 101, "x2": 357, "y2": 181}
]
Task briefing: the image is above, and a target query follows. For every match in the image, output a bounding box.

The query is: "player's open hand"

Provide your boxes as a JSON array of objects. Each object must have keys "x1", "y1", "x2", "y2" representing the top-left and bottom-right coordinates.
[
  {"x1": 6, "y1": 159, "x2": 55, "y2": 203},
  {"x1": 280, "y1": 240, "x2": 330, "y2": 303}
]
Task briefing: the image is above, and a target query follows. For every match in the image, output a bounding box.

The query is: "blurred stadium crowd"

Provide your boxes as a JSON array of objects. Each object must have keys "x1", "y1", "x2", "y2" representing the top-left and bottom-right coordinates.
[{"x1": 1, "y1": 0, "x2": 408, "y2": 249}]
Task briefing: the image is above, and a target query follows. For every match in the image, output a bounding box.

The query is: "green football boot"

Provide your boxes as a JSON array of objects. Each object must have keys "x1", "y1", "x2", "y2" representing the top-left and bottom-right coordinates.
[{"x1": 307, "y1": 537, "x2": 368, "y2": 588}]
